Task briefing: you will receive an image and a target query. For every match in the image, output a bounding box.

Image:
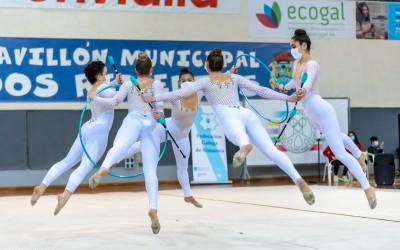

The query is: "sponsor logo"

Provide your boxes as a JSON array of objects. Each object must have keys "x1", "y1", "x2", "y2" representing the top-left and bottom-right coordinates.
[{"x1": 256, "y1": 1, "x2": 281, "y2": 28}]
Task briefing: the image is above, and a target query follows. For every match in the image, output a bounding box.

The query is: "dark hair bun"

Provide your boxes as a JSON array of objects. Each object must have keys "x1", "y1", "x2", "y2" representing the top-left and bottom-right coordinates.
[
  {"x1": 211, "y1": 48, "x2": 222, "y2": 56},
  {"x1": 294, "y1": 29, "x2": 307, "y2": 36},
  {"x1": 180, "y1": 67, "x2": 190, "y2": 74}
]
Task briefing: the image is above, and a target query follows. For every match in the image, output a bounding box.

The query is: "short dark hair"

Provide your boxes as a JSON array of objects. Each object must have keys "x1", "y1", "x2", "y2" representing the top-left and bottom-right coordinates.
[
  {"x1": 292, "y1": 29, "x2": 311, "y2": 52},
  {"x1": 83, "y1": 61, "x2": 106, "y2": 85},
  {"x1": 370, "y1": 136, "x2": 378, "y2": 142}
]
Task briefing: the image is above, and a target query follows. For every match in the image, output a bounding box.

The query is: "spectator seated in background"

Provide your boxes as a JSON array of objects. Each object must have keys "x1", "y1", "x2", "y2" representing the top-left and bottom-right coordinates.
[
  {"x1": 323, "y1": 131, "x2": 363, "y2": 183},
  {"x1": 367, "y1": 136, "x2": 384, "y2": 162}
]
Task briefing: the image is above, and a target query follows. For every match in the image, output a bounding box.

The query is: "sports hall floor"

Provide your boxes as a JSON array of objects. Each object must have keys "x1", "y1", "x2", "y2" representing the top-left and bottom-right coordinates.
[{"x1": 1, "y1": 177, "x2": 399, "y2": 249}]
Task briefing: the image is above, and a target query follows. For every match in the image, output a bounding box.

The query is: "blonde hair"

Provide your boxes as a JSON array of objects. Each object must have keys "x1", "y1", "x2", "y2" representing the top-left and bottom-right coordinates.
[{"x1": 135, "y1": 51, "x2": 152, "y2": 75}]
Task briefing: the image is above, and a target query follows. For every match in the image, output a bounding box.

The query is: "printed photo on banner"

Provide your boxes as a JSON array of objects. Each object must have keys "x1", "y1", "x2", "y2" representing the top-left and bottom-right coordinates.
[
  {"x1": 356, "y1": 1, "x2": 388, "y2": 39},
  {"x1": 248, "y1": 0, "x2": 353, "y2": 39}
]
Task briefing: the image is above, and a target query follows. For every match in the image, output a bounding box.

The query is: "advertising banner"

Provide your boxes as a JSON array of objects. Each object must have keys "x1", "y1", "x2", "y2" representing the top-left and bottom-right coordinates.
[
  {"x1": 248, "y1": 0, "x2": 353, "y2": 39},
  {"x1": 0, "y1": 0, "x2": 240, "y2": 14},
  {"x1": 0, "y1": 37, "x2": 292, "y2": 102},
  {"x1": 190, "y1": 104, "x2": 230, "y2": 184},
  {"x1": 388, "y1": 2, "x2": 400, "y2": 40},
  {"x1": 356, "y1": 1, "x2": 400, "y2": 40}
]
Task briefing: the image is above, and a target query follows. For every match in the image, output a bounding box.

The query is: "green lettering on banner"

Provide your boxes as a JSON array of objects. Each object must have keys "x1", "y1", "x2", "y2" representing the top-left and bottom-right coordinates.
[
  {"x1": 288, "y1": 6, "x2": 296, "y2": 19},
  {"x1": 298, "y1": 6, "x2": 307, "y2": 20},
  {"x1": 320, "y1": 7, "x2": 329, "y2": 25},
  {"x1": 309, "y1": 6, "x2": 318, "y2": 20},
  {"x1": 285, "y1": 1, "x2": 345, "y2": 25},
  {"x1": 341, "y1": 2, "x2": 344, "y2": 20},
  {"x1": 331, "y1": 7, "x2": 339, "y2": 20}
]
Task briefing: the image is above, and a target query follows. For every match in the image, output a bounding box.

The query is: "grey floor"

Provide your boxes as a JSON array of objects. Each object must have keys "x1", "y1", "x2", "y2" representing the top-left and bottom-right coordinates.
[{"x1": 1, "y1": 185, "x2": 399, "y2": 250}]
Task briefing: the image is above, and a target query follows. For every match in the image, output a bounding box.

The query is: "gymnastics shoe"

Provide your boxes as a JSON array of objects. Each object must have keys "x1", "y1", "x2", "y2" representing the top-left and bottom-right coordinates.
[
  {"x1": 31, "y1": 184, "x2": 47, "y2": 206},
  {"x1": 233, "y1": 144, "x2": 253, "y2": 168},
  {"x1": 184, "y1": 196, "x2": 203, "y2": 208},
  {"x1": 88, "y1": 168, "x2": 108, "y2": 189},
  {"x1": 358, "y1": 151, "x2": 368, "y2": 172},
  {"x1": 54, "y1": 190, "x2": 72, "y2": 216},
  {"x1": 148, "y1": 209, "x2": 161, "y2": 234},
  {"x1": 296, "y1": 179, "x2": 315, "y2": 205},
  {"x1": 365, "y1": 187, "x2": 377, "y2": 209}
]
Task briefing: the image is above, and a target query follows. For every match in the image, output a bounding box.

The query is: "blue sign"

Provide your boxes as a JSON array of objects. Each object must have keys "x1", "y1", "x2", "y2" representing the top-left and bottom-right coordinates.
[
  {"x1": 0, "y1": 37, "x2": 290, "y2": 102},
  {"x1": 388, "y1": 3, "x2": 400, "y2": 40}
]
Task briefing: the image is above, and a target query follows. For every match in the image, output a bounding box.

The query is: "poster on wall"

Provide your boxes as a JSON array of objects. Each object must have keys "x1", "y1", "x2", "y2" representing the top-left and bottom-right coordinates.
[
  {"x1": 356, "y1": 1, "x2": 388, "y2": 39},
  {"x1": 388, "y1": 2, "x2": 400, "y2": 40},
  {"x1": 0, "y1": 37, "x2": 293, "y2": 102},
  {"x1": 356, "y1": 1, "x2": 400, "y2": 40},
  {"x1": 190, "y1": 104, "x2": 230, "y2": 184},
  {"x1": 0, "y1": 0, "x2": 240, "y2": 14},
  {"x1": 248, "y1": 0, "x2": 353, "y2": 39},
  {"x1": 244, "y1": 98, "x2": 349, "y2": 166}
]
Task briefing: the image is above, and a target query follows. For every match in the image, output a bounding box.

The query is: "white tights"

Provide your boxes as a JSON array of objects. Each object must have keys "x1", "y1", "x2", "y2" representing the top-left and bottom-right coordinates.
[
  {"x1": 100, "y1": 112, "x2": 160, "y2": 209},
  {"x1": 42, "y1": 119, "x2": 109, "y2": 193},
  {"x1": 304, "y1": 96, "x2": 369, "y2": 190},
  {"x1": 121, "y1": 118, "x2": 193, "y2": 197},
  {"x1": 213, "y1": 105, "x2": 302, "y2": 183}
]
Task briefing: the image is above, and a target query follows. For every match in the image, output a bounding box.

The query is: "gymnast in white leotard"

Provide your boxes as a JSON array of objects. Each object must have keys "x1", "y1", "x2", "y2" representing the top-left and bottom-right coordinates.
[
  {"x1": 119, "y1": 67, "x2": 204, "y2": 208},
  {"x1": 281, "y1": 29, "x2": 376, "y2": 209},
  {"x1": 30, "y1": 61, "x2": 122, "y2": 215},
  {"x1": 142, "y1": 48, "x2": 316, "y2": 206},
  {"x1": 87, "y1": 51, "x2": 164, "y2": 234}
]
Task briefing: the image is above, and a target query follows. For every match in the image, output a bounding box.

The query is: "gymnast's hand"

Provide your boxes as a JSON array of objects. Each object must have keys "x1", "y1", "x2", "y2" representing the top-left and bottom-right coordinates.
[
  {"x1": 141, "y1": 94, "x2": 156, "y2": 103},
  {"x1": 278, "y1": 84, "x2": 286, "y2": 92},
  {"x1": 287, "y1": 92, "x2": 302, "y2": 102},
  {"x1": 116, "y1": 73, "x2": 123, "y2": 84},
  {"x1": 152, "y1": 111, "x2": 164, "y2": 120},
  {"x1": 296, "y1": 88, "x2": 307, "y2": 98},
  {"x1": 230, "y1": 65, "x2": 240, "y2": 74}
]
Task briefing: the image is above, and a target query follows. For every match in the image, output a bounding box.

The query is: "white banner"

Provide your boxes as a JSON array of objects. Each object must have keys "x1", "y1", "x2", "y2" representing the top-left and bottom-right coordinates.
[
  {"x1": 248, "y1": 0, "x2": 353, "y2": 39},
  {"x1": 190, "y1": 104, "x2": 230, "y2": 183},
  {"x1": 1, "y1": 0, "x2": 240, "y2": 14},
  {"x1": 244, "y1": 98, "x2": 349, "y2": 166}
]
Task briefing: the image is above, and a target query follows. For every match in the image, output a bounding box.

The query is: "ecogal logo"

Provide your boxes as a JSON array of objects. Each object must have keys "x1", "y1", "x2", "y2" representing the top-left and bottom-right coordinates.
[{"x1": 256, "y1": 1, "x2": 281, "y2": 28}]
